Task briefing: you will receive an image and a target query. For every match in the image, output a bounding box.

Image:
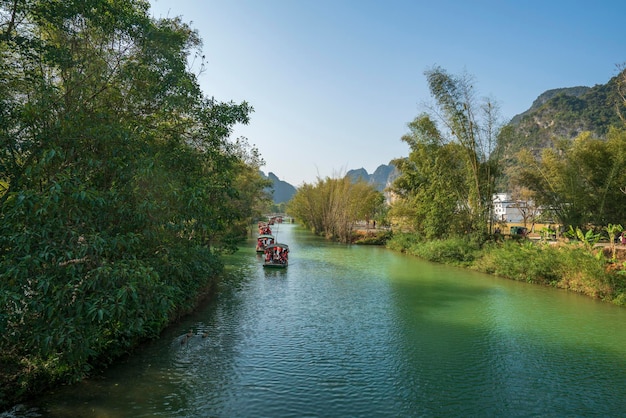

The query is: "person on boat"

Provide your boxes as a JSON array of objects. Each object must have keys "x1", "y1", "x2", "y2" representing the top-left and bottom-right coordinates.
[{"x1": 273, "y1": 247, "x2": 281, "y2": 262}]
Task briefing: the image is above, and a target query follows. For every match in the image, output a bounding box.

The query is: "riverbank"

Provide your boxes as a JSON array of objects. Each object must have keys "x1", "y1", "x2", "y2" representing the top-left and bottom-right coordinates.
[
  {"x1": 9, "y1": 223, "x2": 626, "y2": 416},
  {"x1": 386, "y1": 233, "x2": 626, "y2": 306},
  {"x1": 350, "y1": 226, "x2": 392, "y2": 245}
]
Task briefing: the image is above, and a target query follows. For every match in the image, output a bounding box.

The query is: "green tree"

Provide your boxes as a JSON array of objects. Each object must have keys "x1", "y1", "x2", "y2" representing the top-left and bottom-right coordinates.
[
  {"x1": 0, "y1": 0, "x2": 266, "y2": 400},
  {"x1": 390, "y1": 67, "x2": 503, "y2": 238},
  {"x1": 390, "y1": 115, "x2": 472, "y2": 238},
  {"x1": 425, "y1": 67, "x2": 501, "y2": 229}
]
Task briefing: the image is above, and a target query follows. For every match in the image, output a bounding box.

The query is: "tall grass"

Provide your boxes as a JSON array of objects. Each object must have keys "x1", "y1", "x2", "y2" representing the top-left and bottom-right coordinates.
[{"x1": 387, "y1": 233, "x2": 479, "y2": 266}]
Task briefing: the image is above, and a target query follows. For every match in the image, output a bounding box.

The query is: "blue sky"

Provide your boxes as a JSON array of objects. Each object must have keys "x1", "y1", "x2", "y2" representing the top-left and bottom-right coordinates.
[{"x1": 149, "y1": 0, "x2": 624, "y2": 187}]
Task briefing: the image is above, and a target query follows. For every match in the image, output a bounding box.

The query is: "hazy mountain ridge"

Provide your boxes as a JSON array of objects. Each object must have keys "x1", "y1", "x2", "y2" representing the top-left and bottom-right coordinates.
[
  {"x1": 261, "y1": 171, "x2": 297, "y2": 204},
  {"x1": 346, "y1": 164, "x2": 398, "y2": 192},
  {"x1": 262, "y1": 164, "x2": 398, "y2": 203}
]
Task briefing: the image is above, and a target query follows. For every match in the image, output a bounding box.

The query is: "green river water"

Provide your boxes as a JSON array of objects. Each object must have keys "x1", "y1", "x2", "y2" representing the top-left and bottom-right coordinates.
[{"x1": 7, "y1": 223, "x2": 626, "y2": 417}]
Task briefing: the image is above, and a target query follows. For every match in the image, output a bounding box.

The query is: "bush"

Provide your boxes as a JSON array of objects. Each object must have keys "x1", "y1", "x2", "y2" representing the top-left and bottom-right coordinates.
[
  {"x1": 475, "y1": 240, "x2": 562, "y2": 284},
  {"x1": 387, "y1": 234, "x2": 479, "y2": 266},
  {"x1": 412, "y1": 237, "x2": 479, "y2": 266},
  {"x1": 474, "y1": 241, "x2": 617, "y2": 300},
  {"x1": 352, "y1": 230, "x2": 392, "y2": 245},
  {"x1": 386, "y1": 232, "x2": 423, "y2": 253}
]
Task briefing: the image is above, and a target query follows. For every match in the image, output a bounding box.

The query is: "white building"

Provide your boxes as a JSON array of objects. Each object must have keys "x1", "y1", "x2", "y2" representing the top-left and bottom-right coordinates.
[{"x1": 492, "y1": 193, "x2": 527, "y2": 224}]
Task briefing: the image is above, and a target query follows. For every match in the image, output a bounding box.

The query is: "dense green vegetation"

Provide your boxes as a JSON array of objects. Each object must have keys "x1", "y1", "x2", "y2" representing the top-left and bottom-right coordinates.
[
  {"x1": 388, "y1": 66, "x2": 626, "y2": 236},
  {"x1": 389, "y1": 66, "x2": 502, "y2": 239},
  {"x1": 0, "y1": 0, "x2": 268, "y2": 407},
  {"x1": 287, "y1": 177, "x2": 385, "y2": 243},
  {"x1": 497, "y1": 69, "x2": 626, "y2": 190},
  {"x1": 384, "y1": 66, "x2": 626, "y2": 307},
  {"x1": 0, "y1": 0, "x2": 624, "y2": 409},
  {"x1": 514, "y1": 128, "x2": 626, "y2": 227}
]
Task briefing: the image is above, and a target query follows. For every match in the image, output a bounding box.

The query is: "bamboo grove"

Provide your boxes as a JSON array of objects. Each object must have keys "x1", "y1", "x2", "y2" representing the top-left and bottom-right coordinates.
[
  {"x1": 287, "y1": 177, "x2": 385, "y2": 243},
  {"x1": 0, "y1": 0, "x2": 269, "y2": 404}
]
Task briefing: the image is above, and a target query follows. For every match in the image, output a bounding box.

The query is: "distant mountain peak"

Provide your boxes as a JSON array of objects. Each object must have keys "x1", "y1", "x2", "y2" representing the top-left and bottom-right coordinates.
[
  {"x1": 261, "y1": 172, "x2": 297, "y2": 204},
  {"x1": 345, "y1": 164, "x2": 397, "y2": 192},
  {"x1": 510, "y1": 86, "x2": 591, "y2": 125}
]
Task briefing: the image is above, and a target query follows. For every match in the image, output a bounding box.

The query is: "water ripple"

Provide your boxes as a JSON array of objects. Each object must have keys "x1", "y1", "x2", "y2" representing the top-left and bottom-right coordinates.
[{"x1": 10, "y1": 224, "x2": 626, "y2": 417}]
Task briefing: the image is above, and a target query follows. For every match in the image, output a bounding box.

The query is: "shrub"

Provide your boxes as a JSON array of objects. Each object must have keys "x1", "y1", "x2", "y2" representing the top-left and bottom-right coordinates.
[
  {"x1": 386, "y1": 232, "x2": 423, "y2": 253},
  {"x1": 391, "y1": 234, "x2": 625, "y2": 304},
  {"x1": 411, "y1": 237, "x2": 479, "y2": 266},
  {"x1": 352, "y1": 230, "x2": 393, "y2": 245},
  {"x1": 475, "y1": 241, "x2": 616, "y2": 299},
  {"x1": 387, "y1": 234, "x2": 479, "y2": 266}
]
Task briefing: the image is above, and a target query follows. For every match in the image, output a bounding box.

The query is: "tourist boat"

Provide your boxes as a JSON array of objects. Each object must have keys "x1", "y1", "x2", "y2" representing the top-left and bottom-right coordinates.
[
  {"x1": 256, "y1": 234, "x2": 275, "y2": 253},
  {"x1": 263, "y1": 243, "x2": 289, "y2": 268},
  {"x1": 268, "y1": 215, "x2": 282, "y2": 224},
  {"x1": 258, "y1": 221, "x2": 272, "y2": 235}
]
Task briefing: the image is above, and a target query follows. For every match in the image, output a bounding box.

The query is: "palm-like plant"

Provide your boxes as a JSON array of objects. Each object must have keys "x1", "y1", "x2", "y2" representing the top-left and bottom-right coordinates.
[
  {"x1": 565, "y1": 225, "x2": 602, "y2": 251},
  {"x1": 604, "y1": 223, "x2": 623, "y2": 261}
]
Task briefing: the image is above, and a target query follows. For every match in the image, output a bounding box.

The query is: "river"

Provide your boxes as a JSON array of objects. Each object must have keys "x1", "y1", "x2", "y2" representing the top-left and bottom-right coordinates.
[{"x1": 6, "y1": 223, "x2": 626, "y2": 417}]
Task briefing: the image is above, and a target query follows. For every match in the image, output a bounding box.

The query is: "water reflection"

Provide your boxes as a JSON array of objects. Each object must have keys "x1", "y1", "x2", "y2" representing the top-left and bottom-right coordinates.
[{"x1": 387, "y1": 256, "x2": 626, "y2": 416}]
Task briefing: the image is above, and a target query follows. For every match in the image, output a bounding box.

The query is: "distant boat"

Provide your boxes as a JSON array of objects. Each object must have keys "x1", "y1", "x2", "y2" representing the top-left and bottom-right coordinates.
[
  {"x1": 258, "y1": 221, "x2": 272, "y2": 236},
  {"x1": 263, "y1": 243, "x2": 289, "y2": 268},
  {"x1": 256, "y1": 234, "x2": 275, "y2": 253}
]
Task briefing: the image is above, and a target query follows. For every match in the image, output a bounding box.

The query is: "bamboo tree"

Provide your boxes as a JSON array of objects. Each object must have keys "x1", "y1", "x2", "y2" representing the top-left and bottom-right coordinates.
[
  {"x1": 424, "y1": 67, "x2": 502, "y2": 231},
  {"x1": 515, "y1": 128, "x2": 626, "y2": 227},
  {"x1": 391, "y1": 67, "x2": 503, "y2": 239}
]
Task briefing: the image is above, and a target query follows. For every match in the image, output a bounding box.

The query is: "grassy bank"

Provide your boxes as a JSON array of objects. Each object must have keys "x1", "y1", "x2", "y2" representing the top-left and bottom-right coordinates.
[{"x1": 387, "y1": 233, "x2": 626, "y2": 306}]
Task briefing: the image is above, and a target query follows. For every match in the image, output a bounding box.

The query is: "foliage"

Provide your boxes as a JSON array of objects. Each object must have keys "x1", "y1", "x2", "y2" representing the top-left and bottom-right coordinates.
[
  {"x1": 476, "y1": 240, "x2": 563, "y2": 284},
  {"x1": 539, "y1": 226, "x2": 557, "y2": 241},
  {"x1": 287, "y1": 176, "x2": 385, "y2": 243},
  {"x1": 495, "y1": 70, "x2": 626, "y2": 193},
  {"x1": 0, "y1": 0, "x2": 267, "y2": 406},
  {"x1": 390, "y1": 123, "x2": 473, "y2": 238},
  {"x1": 563, "y1": 226, "x2": 602, "y2": 251},
  {"x1": 389, "y1": 67, "x2": 503, "y2": 239},
  {"x1": 351, "y1": 229, "x2": 392, "y2": 245},
  {"x1": 270, "y1": 201, "x2": 289, "y2": 214},
  {"x1": 604, "y1": 223, "x2": 623, "y2": 261},
  {"x1": 475, "y1": 240, "x2": 615, "y2": 299},
  {"x1": 502, "y1": 73, "x2": 626, "y2": 157},
  {"x1": 514, "y1": 128, "x2": 626, "y2": 228},
  {"x1": 386, "y1": 233, "x2": 480, "y2": 266},
  {"x1": 385, "y1": 232, "x2": 423, "y2": 252},
  {"x1": 618, "y1": 64, "x2": 626, "y2": 123}
]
